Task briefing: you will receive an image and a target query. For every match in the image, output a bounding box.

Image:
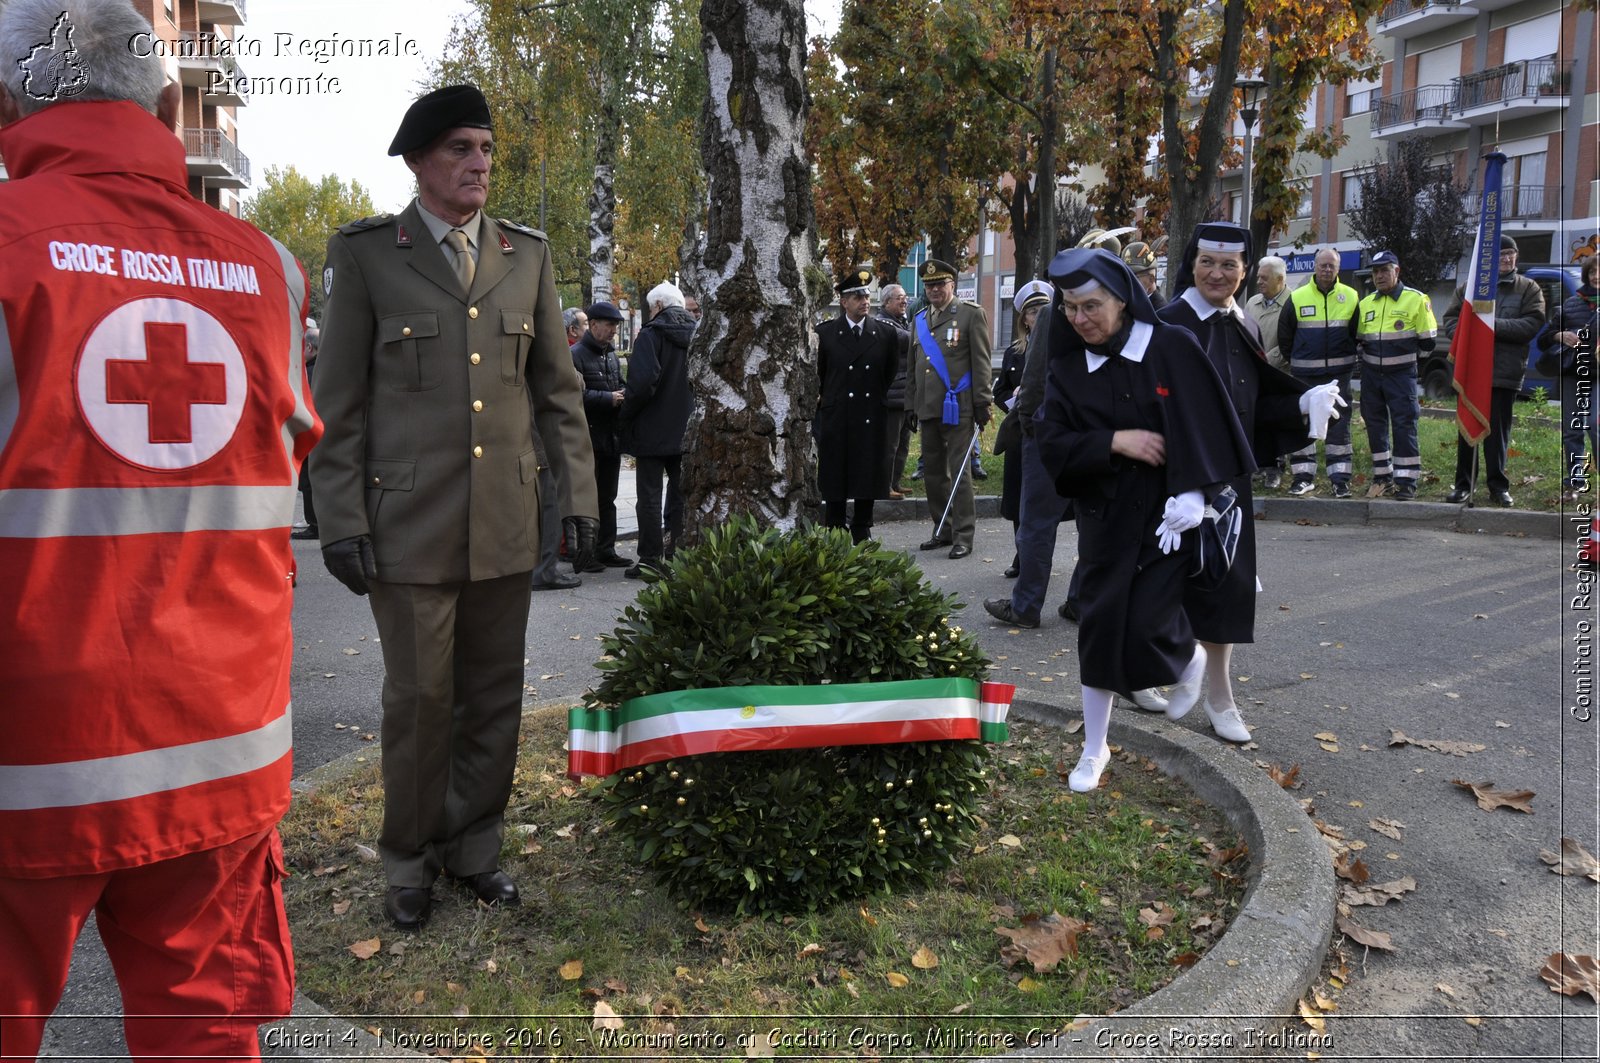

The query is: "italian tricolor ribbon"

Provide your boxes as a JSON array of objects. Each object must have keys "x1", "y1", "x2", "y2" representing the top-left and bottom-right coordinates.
[
  {"x1": 567, "y1": 678, "x2": 1015, "y2": 779},
  {"x1": 1452, "y1": 151, "x2": 1506, "y2": 446}
]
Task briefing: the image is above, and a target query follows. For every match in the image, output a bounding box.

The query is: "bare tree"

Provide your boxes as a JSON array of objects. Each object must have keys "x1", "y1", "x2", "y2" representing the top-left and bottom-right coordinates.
[
  {"x1": 681, "y1": 0, "x2": 820, "y2": 537},
  {"x1": 1345, "y1": 135, "x2": 1473, "y2": 293}
]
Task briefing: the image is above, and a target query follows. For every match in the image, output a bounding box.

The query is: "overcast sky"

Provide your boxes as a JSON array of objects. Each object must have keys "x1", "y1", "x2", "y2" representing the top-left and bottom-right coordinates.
[{"x1": 243, "y1": 0, "x2": 842, "y2": 214}]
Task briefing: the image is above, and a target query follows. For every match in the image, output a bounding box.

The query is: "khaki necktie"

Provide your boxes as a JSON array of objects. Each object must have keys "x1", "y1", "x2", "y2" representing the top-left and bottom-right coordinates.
[{"x1": 444, "y1": 228, "x2": 475, "y2": 295}]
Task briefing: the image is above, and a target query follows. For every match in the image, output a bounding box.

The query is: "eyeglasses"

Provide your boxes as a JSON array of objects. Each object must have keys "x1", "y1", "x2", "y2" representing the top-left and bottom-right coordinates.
[{"x1": 1060, "y1": 298, "x2": 1110, "y2": 319}]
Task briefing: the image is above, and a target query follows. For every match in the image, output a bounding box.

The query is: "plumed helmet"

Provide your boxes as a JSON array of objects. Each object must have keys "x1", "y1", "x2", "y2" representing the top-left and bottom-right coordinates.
[
  {"x1": 1121, "y1": 241, "x2": 1157, "y2": 274},
  {"x1": 1075, "y1": 228, "x2": 1123, "y2": 255}
]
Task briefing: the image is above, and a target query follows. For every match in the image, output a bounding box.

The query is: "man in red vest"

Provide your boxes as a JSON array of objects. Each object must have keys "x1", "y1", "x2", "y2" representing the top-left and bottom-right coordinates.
[{"x1": 0, "y1": 0, "x2": 321, "y2": 1055}]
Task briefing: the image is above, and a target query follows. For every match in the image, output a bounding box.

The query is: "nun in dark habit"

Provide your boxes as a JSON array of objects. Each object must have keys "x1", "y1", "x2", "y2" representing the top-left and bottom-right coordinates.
[
  {"x1": 1155, "y1": 222, "x2": 1345, "y2": 742},
  {"x1": 1033, "y1": 248, "x2": 1256, "y2": 792}
]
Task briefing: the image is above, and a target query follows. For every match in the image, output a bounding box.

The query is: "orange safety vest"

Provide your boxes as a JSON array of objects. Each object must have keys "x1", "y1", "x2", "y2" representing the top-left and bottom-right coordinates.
[{"x1": 0, "y1": 101, "x2": 321, "y2": 877}]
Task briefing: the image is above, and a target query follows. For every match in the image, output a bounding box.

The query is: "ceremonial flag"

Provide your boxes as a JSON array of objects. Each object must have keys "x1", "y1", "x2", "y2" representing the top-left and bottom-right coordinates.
[
  {"x1": 1452, "y1": 152, "x2": 1507, "y2": 446},
  {"x1": 567, "y1": 678, "x2": 1016, "y2": 779}
]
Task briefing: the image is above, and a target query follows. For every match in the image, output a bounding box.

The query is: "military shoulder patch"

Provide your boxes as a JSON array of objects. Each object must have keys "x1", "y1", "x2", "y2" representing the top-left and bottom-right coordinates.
[
  {"x1": 497, "y1": 218, "x2": 548, "y2": 241},
  {"x1": 337, "y1": 213, "x2": 394, "y2": 235}
]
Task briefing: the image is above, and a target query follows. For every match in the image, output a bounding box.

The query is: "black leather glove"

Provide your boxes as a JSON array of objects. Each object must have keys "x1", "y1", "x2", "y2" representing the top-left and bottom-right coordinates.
[
  {"x1": 974, "y1": 404, "x2": 991, "y2": 429},
  {"x1": 322, "y1": 535, "x2": 376, "y2": 596},
  {"x1": 564, "y1": 515, "x2": 598, "y2": 574}
]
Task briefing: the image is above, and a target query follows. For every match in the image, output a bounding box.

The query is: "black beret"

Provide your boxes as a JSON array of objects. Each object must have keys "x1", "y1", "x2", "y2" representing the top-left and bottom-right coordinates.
[
  {"x1": 388, "y1": 84, "x2": 493, "y2": 157},
  {"x1": 585, "y1": 301, "x2": 625, "y2": 322}
]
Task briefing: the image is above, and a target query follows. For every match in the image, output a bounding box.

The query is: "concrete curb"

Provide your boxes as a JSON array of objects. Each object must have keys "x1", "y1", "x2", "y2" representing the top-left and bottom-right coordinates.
[
  {"x1": 1258, "y1": 496, "x2": 1564, "y2": 539},
  {"x1": 998, "y1": 699, "x2": 1336, "y2": 1059},
  {"x1": 264, "y1": 695, "x2": 1335, "y2": 1061},
  {"x1": 873, "y1": 492, "x2": 1567, "y2": 539}
]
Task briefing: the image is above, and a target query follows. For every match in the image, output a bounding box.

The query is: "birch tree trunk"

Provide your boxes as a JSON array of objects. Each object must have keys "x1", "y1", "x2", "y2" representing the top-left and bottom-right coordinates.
[
  {"x1": 681, "y1": 0, "x2": 818, "y2": 538},
  {"x1": 586, "y1": 87, "x2": 618, "y2": 303}
]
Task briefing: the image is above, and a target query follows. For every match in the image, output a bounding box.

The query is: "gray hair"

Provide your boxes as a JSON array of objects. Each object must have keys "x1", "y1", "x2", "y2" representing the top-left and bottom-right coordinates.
[
  {"x1": 1257, "y1": 255, "x2": 1286, "y2": 278},
  {"x1": 880, "y1": 283, "x2": 906, "y2": 303},
  {"x1": 562, "y1": 307, "x2": 585, "y2": 330},
  {"x1": 0, "y1": 0, "x2": 165, "y2": 116},
  {"x1": 1314, "y1": 246, "x2": 1341, "y2": 266},
  {"x1": 646, "y1": 281, "x2": 685, "y2": 312}
]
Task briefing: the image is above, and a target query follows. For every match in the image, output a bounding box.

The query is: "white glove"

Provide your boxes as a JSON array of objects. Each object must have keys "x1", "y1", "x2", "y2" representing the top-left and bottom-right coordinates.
[
  {"x1": 1298, "y1": 382, "x2": 1347, "y2": 440},
  {"x1": 1154, "y1": 490, "x2": 1204, "y2": 554}
]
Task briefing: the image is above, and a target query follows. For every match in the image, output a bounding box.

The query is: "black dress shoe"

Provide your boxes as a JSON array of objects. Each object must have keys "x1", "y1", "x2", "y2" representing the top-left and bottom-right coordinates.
[
  {"x1": 462, "y1": 870, "x2": 520, "y2": 906},
  {"x1": 384, "y1": 886, "x2": 432, "y2": 930},
  {"x1": 919, "y1": 536, "x2": 952, "y2": 551},
  {"x1": 598, "y1": 553, "x2": 632, "y2": 568},
  {"x1": 1444, "y1": 487, "x2": 1471, "y2": 504},
  {"x1": 1490, "y1": 489, "x2": 1513, "y2": 507},
  {"x1": 289, "y1": 525, "x2": 319, "y2": 540},
  {"x1": 532, "y1": 571, "x2": 581, "y2": 591},
  {"x1": 971, "y1": 465, "x2": 988, "y2": 480},
  {"x1": 1004, "y1": 563, "x2": 1020, "y2": 579},
  {"x1": 983, "y1": 597, "x2": 1039, "y2": 628},
  {"x1": 578, "y1": 558, "x2": 606, "y2": 574},
  {"x1": 947, "y1": 544, "x2": 971, "y2": 559},
  {"x1": 1057, "y1": 599, "x2": 1081, "y2": 623}
]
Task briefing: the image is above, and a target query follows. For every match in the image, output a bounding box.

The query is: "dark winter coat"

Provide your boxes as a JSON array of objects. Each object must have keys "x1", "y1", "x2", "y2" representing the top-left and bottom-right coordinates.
[
  {"x1": 1161, "y1": 290, "x2": 1308, "y2": 645},
  {"x1": 619, "y1": 305, "x2": 696, "y2": 457},
  {"x1": 994, "y1": 334, "x2": 1028, "y2": 522},
  {"x1": 572, "y1": 331, "x2": 625, "y2": 455},
  {"x1": 876, "y1": 309, "x2": 913, "y2": 410},
  {"x1": 1537, "y1": 286, "x2": 1599, "y2": 379},
  {"x1": 1441, "y1": 270, "x2": 1547, "y2": 391},
  {"x1": 815, "y1": 313, "x2": 900, "y2": 499}
]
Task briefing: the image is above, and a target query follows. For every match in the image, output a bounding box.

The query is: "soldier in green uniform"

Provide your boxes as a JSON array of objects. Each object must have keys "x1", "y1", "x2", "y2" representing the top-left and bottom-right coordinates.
[
  {"x1": 909, "y1": 259, "x2": 992, "y2": 558},
  {"x1": 310, "y1": 85, "x2": 598, "y2": 930}
]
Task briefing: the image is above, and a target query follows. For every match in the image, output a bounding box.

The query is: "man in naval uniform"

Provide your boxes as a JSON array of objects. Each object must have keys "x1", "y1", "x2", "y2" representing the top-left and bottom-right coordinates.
[
  {"x1": 310, "y1": 84, "x2": 597, "y2": 930},
  {"x1": 908, "y1": 258, "x2": 992, "y2": 558}
]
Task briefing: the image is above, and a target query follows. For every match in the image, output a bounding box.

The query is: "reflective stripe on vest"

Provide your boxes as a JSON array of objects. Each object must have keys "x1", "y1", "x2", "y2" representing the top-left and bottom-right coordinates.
[
  {"x1": 0, "y1": 484, "x2": 298, "y2": 537},
  {"x1": 1358, "y1": 286, "x2": 1438, "y2": 369},
  {"x1": 0, "y1": 706, "x2": 291, "y2": 810}
]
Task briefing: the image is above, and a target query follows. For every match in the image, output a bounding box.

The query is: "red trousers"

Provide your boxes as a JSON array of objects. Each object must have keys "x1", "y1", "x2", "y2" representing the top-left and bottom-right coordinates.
[{"x1": 0, "y1": 829, "x2": 294, "y2": 1061}]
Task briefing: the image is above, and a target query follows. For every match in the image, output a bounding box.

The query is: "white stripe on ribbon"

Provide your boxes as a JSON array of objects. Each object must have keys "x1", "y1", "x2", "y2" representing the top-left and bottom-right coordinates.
[
  {"x1": 568, "y1": 728, "x2": 616, "y2": 756},
  {"x1": 0, "y1": 484, "x2": 297, "y2": 538},
  {"x1": 0, "y1": 706, "x2": 292, "y2": 810},
  {"x1": 614, "y1": 695, "x2": 975, "y2": 750}
]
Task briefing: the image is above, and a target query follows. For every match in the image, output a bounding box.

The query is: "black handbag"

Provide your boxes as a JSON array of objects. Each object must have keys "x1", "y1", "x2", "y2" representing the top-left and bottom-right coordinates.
[{"x1": 1190, "y1": 485, "x2": 1242, "y2": 592}]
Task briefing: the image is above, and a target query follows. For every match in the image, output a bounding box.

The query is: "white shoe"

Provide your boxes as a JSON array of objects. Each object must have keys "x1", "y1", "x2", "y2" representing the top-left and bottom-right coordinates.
[
  {"x1": 1129, "y1": 688, "x2": 1169, "y2": 713},
  {"x1": 1068, "y1": 749, "x2": 1111, "y2": 792},
  {"x1": 1164, "y1": 645, "x2": 1208, "y2": 721},
  {"x1": 1204, "y1": 699, "x2": 1252, "y2": 742}
]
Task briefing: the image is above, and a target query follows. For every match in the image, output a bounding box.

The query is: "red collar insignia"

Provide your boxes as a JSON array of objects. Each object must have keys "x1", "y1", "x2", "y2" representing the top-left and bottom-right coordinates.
[
  {"x1": 499, "y1": 231, "x2": 514, "y2": 252},
  {"x1": 395, "y1": 225, "x2": 412, "y2": 246}
]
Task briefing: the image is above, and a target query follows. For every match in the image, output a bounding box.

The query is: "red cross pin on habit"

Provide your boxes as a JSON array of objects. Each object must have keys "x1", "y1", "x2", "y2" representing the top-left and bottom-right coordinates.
[{"x1": 1156, "y1": 383, "x2": 1170, "y2": 397}]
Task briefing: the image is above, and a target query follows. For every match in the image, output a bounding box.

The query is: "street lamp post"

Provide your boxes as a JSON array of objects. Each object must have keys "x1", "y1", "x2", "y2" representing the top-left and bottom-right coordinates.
[{"x1": 1235, "y1": 77, "x2": 1267, "y2": 230}]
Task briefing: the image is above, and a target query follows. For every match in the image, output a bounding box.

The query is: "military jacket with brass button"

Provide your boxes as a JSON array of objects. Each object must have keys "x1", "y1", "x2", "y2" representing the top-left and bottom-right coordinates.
[
  {"x1": 908, "y1": 297, "x2": 993, "y2": 422},
  {"x1": 310, "y1": 201, "x2": 597, "y2": 584}
]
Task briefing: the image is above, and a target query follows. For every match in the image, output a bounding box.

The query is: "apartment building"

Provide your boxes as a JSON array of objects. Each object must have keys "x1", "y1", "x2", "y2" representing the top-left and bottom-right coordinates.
[
  {"x1": 1222, "y1": 0, "x2": 1596, "y2": 275},
  {"x1": 0, "y1": 0, "x2": 251, "y2": 216}
]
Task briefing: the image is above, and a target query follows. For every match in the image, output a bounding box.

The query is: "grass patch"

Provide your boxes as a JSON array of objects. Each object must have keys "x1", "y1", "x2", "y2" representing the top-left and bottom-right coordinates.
[
  {"x1": 281, "y1": 712, "x2": 1247, "y2": 1057},
  {"x1": 899, "y1": 399, "x2": 1574, "y2": 510}
]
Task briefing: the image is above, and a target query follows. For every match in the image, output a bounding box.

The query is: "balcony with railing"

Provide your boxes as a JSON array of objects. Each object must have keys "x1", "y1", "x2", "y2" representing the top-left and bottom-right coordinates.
[
  {"x1": 1454, "y1": 58, "x2": 1573, "y2": 123},
  {"x1": 1376, "y1": 0, "x2": 1474, "y2": 40},
  {"x1": 184, "y1": 127, "x2": 250, "y2": 188},
  {"x1": 1371, "y1": 83, "x2": 1467, "y2": 137},
  {"x1": 197, "y1": 0, "x2": 246, "y2": 25},
  {"x1": 175, "y1": 32, "x2": 248, "y2": 106},
  {"x1": 1465, "y1": 183, "x2": 1561, "y2": 224}
]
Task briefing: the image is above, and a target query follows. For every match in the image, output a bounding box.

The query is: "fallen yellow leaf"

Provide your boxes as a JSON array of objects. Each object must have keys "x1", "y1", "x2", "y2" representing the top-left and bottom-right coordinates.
[
  {"x1": 885, "y1": 971, "x2": 910, "y2": 987},
  {"x1": 559, "y1": 958, "x2": 584, "y2": 981},
  {"x1": 347, "y1": 937, "x2": 380, "y2": 960},
  {"x1": 592, "y1": 1000, "x2": 623, "y2": 1031},
  {"x1": 997, "y1": 834, "x2": 1022, "y2": 848},
  {"x1": 1016, "y1": 976, "x2": 1040, "y2": 992},
  {"x1": 911, "y1": 946, "x2": 939, "y2": 970}
]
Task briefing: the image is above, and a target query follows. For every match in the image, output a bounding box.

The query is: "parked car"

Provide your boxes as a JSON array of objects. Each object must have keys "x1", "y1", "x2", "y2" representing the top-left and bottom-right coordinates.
[{"x1": 1419, "y1": 263, "x2": 1582, "y2": 400}]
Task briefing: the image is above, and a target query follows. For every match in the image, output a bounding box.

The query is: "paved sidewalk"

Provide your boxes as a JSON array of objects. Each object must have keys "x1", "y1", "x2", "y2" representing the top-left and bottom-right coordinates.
[{"x1": 40, "y1": 500, "x2": 1598, "y2": 1060}]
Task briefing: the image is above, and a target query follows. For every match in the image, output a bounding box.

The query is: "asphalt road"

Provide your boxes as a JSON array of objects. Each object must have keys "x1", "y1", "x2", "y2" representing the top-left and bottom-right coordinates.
[{"x1": 39, "y1": 502, "x2": 1598, "y2": 1061}]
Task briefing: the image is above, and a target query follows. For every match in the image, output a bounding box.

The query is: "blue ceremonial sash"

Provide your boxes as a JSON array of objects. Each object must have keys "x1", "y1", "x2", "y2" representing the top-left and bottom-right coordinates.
[{"x1": 914, "y1": 310, "x2": 971, "y2": 426}]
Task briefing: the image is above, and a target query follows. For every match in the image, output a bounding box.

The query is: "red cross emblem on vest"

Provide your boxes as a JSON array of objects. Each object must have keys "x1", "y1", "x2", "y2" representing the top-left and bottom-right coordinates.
[
  {"x1": 105, "y1": 322, "x2": 228, "y2": 444},
  {"x1": 78, "y1": 297, "x2": 249, "y2": 470}
]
